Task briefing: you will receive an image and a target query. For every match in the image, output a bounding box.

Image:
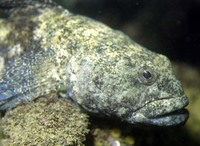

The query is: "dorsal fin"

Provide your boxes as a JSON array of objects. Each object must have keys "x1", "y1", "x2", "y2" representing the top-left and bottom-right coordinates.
[{"x1": 0, "y1": 0, "x2": 55, "y2": 9}]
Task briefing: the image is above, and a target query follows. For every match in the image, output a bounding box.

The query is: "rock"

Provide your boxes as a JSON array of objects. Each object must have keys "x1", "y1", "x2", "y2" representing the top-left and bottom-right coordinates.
[{"x1": 1, "y1": 94, "x2": 89, "y2": 146}]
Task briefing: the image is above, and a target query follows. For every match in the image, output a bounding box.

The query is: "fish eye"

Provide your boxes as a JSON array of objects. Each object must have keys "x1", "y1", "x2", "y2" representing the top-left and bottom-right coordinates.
[
  {"x1": 142, "y1": 70, "x2": 152, "y2": 79},
  {"x1": 138, "y1": 66, "x2": 157, "y2": 85}
]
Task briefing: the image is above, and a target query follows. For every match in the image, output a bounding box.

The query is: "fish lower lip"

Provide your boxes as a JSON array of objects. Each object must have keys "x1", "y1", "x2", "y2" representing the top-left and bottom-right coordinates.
[
  {"x1": 148, "y1": 108, "x2": 189, "y2": 126},
  {"x1": 150, "y1": 108, "x2": 188, "y2": 119}
]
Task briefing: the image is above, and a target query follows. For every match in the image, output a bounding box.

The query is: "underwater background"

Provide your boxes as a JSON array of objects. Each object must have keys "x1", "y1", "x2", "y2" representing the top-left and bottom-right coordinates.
[{"x1": 0, "y1": 0, "x2": 200, "y2": 146}]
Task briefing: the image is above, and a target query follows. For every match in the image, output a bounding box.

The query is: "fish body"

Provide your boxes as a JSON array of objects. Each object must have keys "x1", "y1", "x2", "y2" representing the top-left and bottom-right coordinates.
[{"x1": 0, "y1": 1, "x2": 189, "y2": 126}]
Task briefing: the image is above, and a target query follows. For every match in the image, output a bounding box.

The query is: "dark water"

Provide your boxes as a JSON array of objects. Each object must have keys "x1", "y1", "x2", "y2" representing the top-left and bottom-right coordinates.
[{"x1": 86, "y1": 116, "x2": 200, "y2": 146}]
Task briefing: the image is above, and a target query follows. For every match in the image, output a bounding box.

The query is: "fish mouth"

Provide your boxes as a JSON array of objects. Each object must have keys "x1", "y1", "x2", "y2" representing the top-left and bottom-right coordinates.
[
  {"x1": 127, "y1": 96, "x2": 189, "y2": 126},
  {"x1": 147, "y1": 108, "x2": 189, "y2": 126}
]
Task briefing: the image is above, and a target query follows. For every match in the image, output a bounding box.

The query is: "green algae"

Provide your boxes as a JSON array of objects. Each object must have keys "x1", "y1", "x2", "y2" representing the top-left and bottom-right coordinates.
[{"x1": 1, "y1": 94, "x2": 89, "y2": 146}]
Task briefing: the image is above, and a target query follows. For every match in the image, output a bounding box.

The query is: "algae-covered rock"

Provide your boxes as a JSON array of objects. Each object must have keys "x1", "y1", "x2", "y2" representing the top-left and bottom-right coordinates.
[
  {"x1": 92, "y1": 128, "x2": 135, "y2": 146},
  {"x1": 1, "y1": 94, "x2": 89, "y2": 146}
]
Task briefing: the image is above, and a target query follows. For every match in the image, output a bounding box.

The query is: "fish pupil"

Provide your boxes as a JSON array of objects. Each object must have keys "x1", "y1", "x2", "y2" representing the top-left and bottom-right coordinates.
[{"x1": 143, "y1": 70, "x2": 152, "y2": 79}]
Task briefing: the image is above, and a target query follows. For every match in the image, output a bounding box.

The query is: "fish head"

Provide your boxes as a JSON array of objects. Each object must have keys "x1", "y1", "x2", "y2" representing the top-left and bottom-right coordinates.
[
  {"x1": 123, "y1": 51, "x2": 189, "y2": 126},
  {"x1": 67, "y1": 44, "x2": 189, "y2": 126}
]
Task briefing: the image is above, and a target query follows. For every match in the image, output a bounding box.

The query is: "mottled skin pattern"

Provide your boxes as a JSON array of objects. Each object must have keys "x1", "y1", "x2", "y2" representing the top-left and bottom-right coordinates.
[{"x1": 0, "y1": 2, "x2": 189, "y2": 126}]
